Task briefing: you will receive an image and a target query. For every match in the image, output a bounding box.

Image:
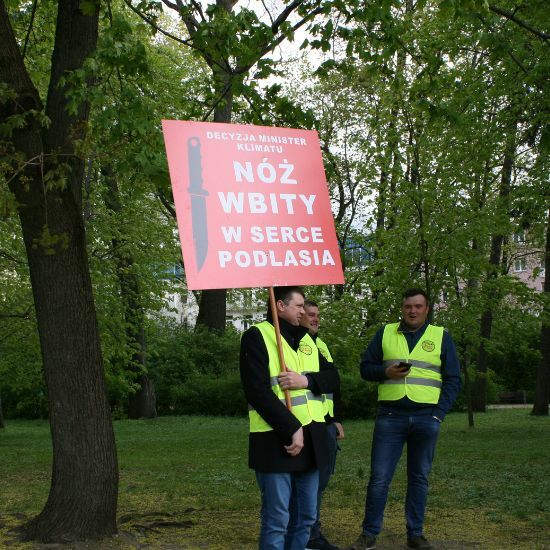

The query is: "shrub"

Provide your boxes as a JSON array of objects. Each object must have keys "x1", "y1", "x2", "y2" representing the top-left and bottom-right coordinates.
[
  {"x1": 147, "y1": 321, "x2": 242, "y2": 415},
  {"x1": 156, "y1": 373, "x2": 248, "y2": 416},
  {"x1": 339, "y1": 373, "x2": 378, "y2": 419}
]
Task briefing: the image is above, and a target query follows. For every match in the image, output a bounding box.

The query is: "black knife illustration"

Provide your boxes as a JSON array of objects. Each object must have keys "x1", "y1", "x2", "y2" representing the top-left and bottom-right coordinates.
[{"x1": 187, "y1": 137, "x2": 209, "y2": 272}]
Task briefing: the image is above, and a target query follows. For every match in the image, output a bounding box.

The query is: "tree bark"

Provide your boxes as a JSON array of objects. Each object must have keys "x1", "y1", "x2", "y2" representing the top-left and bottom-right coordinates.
[
  {"x1": 194, "y1": 59, "x2": 233, "y2": 332},
  {"x1": 408, "y1": 122, "x2": 433, "y2": 313},
  {"x1": 1, "y1": 0, "x2": 118, "y2": 541},
  {"x1": 472, "y1": 118, "x2": 516, "y2": 412},
  {"x1": 129, "y1": 374, "x2": 157, "y2": 418},
  {"x1": 0, "y1": 396, "x2": 5, "y2": 429},
  {"x1": 102, "y1": 168, "x2": 157, "y2": 419},
  {"x1": 531, "y1": 206, "x2": 550, "y2": 416},
  {"x1": 461, "y1": 346, "x2": 475, "y2": 428}
]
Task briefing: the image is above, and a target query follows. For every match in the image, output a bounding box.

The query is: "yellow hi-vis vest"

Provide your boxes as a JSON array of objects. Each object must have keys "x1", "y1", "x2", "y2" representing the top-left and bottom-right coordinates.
[
  {"x1": 248, "y1": 321, "x2": 326, "y2": 433},
  {"x1": 303, "y1": 334, "x2": 335, "y2": 418},
  {"x1": 316, "y1": 336, "x2": 333, "y2": 362},
  {"x1": 379, "y1": 322, "x2": 444, "y2": 404}
]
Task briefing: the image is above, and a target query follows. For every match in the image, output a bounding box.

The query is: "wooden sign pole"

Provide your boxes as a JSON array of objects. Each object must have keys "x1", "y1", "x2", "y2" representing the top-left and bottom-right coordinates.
[{"x1": 268, "y1": 287, "x2": 292, "y2": 410}]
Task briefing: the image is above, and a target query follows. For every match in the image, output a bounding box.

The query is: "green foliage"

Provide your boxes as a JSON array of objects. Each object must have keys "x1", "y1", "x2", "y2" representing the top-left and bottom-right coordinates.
[
  {"x1": 304, "y1": 291, "x2": 372, "y2": 375},
  {"x1": 1, "y1": 0, "x2": 547, "y2": 422},
  {"x1": 296, "y1": 0, "x2": 549, "y2": 410},
  {"x1": 486, "y1": 304, "x2": 541, "y2": 392},
  {"x1": 339, "y1": 374, "x2": 378, "y2": 419},
  {"x1": 147, "y1": 320, "x2": 243, "y2": 414},
  {"x1": 145, "y1": 320, "x2": 379, "y2": 419},
  {"x1": 0, "y1": 218, "x2": 46, "y2": 419},
  {"x1": 0, "y1": 327, "x2": 46, "y2": 419},
  {"x1": 452, "y1": 365, "x2": 503, "y2": 411},
  {"x1": 158, "y1": 374, "x2": 248, "y2": 416}
]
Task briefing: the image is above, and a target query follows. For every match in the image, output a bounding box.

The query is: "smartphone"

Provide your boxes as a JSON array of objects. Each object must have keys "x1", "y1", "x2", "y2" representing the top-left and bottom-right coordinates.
[{"x1": 398, "y1": 362, "x2": 412, "y2": 371}]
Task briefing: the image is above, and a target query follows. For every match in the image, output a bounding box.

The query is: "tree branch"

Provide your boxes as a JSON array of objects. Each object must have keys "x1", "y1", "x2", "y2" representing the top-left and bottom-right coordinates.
[
  {"x1": 489, "y1": 4, "x2": 550, "y2": 41},
  {"x1": 271, "y1": 0, "x2": 304, "y2": 35},
  {"x1": 124, "y1": 0, "x2": 195, "y2": 48},
  {"x1": 156, "y1": 189, "x2": 176, "y2": 219},
  {"x1": 476, "y1": 14, "x2": 530, "y2": 74},
  {"x1": 235, "y1": 3, "x2": 324, "y2": 75},
  {"x1": 0, "y1": 304, "x2": 34, "y2": 320},
  {"x1": 0, "y1": 249, "x2": 26, "y2": 265},
  {"x1": 260, "y1": 0, "x2": 275, "y2": 26},
  {"x1": 126, "y1": 0, "x2": 228, "y2": 72},
  {"x1": 22, "y1": 0, "x2": 38, "y2": 59},
  {"x1": 267, "y1": 4, "x2": 325, "y2": 58},
  {"x1": 201, "y1": 79, "x2": 232, "y2": 120},
  {"x1": 188, "y1": 0, "x2": 206, "y2": 24}
]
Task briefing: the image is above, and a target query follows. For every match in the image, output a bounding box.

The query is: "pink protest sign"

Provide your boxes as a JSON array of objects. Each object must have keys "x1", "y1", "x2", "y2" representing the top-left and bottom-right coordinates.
[{"x1": 162, "y1": 120, "x2": 344, "y2": 290}]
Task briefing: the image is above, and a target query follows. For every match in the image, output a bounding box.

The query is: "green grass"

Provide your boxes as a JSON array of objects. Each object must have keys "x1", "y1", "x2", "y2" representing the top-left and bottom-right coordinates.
[{"x1": 1, "y1": 410, "x2": 549, "y2": 549}]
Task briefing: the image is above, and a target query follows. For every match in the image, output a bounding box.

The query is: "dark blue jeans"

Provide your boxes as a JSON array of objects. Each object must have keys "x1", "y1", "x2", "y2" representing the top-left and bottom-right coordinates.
[
  {"x1": 362, "y1": 412, "x2": 440, "y2": 537},
  {"x1": 310, "y1": 422, "x2": 339, "y2": 540},
  {"x1": 256, "y1": 469, "x2": 319, "y2": 549}
]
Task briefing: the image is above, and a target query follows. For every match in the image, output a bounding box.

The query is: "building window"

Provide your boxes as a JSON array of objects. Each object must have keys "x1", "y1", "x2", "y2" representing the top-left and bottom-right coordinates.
[
  {"x1": 513, "y1": 231, "x2": 526, "y2": 243},
  {"x1": 514, "y1": 258, "x2": 526, "y2": 272}
]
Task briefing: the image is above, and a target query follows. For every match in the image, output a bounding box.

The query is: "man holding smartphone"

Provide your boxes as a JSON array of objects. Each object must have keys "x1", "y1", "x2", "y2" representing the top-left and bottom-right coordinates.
[{"x1": 348, "y1": 288, "x2": 461, "y2": 550}]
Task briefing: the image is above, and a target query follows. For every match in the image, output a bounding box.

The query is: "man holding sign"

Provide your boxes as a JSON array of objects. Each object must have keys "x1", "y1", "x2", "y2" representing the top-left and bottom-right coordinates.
[
  {"x1": 163, "y1": 120, "x2": 345, "y2": 547},
  {"x1": 240, "y1": 286, "x2": 340, "y2": 550}
]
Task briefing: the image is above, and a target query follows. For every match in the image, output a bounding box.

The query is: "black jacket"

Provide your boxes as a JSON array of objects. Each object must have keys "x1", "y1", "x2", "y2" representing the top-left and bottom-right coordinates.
[{"x1": 240, "y1": 317, "x2": 340, "y2": 473}]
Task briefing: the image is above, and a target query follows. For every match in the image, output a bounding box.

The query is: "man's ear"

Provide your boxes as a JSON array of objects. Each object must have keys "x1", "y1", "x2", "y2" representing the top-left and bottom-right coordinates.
[{"x1": 276, "y1": 299, "x2": 286, "y2": 312}]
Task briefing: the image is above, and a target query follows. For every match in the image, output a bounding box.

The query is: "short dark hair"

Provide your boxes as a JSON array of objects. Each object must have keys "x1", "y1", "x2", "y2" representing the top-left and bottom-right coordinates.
[
  {"x1": 274, "y1": 286, "x2": 305, "y2": 305},
  {"x1": 402, "y1": 288, "x2": 429, "y2": 304},
  {"x1": 304, "y1": 299, "x2": 318, "y2": 308}
]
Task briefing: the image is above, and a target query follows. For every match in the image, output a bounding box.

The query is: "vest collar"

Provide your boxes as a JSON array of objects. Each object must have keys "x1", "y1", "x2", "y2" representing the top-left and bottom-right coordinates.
[
  {"x1": 397, "y1": 319, "x2": 430, "y2": 334},
  {"x1": 265, "y1": 316, "x2": 308, "y2": 351}
]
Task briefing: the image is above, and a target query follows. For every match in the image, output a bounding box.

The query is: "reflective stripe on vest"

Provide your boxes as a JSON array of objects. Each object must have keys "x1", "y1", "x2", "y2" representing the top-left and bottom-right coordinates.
[
  {"x1": 382, "y1": 359, "x2": 441, "y2": 374},
  {"x1": 248, "y1": 321, "x2": 326, "y2": 432},
  {"x1": 379, "y1": 322, "x2": 444, "y2": 404}
]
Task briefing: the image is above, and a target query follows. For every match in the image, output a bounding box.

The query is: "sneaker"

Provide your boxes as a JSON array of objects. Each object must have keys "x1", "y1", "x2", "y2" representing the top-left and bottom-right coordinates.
[
  {"x1": 306, "y1": 532, "x2": 340, "y2": 550},
  {"x1": 347, "y1": 533, "x2": 376, "y2": 550},
  {"x1": 407, "y1": 535, "x2": 434, "y2": 550}
]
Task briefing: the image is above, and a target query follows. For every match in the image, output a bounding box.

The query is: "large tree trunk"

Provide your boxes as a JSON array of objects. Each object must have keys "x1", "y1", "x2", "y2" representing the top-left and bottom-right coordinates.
[
  {"x1": 472, "y1": 118, "x2": 516, "y2": 412},
  {"x1": 0, "y1": 396, "x2": 4, "y2": 429},
  {"x1": 1, "y1": 0, "x2": 118, "y2": 541},
  {"x1": 408, "y1": 121, "x2": 433, "y2": 316},
  {"x1": 362, "y1": 49, "x2": 405, "y2": 333},
  {"x1": 195, "y1": 66, "x2": 233, "y2": 332},
  {"x1": 102, "y1": 168, "x2": 157, "y2": 419},
  {"x1": 531, "y1": 206, "x2": 550, "y2": 416}
]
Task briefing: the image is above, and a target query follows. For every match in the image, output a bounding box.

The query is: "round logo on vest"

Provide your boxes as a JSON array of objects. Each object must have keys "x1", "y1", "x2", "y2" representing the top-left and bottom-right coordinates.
[
  {"x1": 422, "y1": 340, "x2": 435, "y2": 352},
  {"x1": 299, "y1": 343, "x2": 313, "y2": 355}
]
